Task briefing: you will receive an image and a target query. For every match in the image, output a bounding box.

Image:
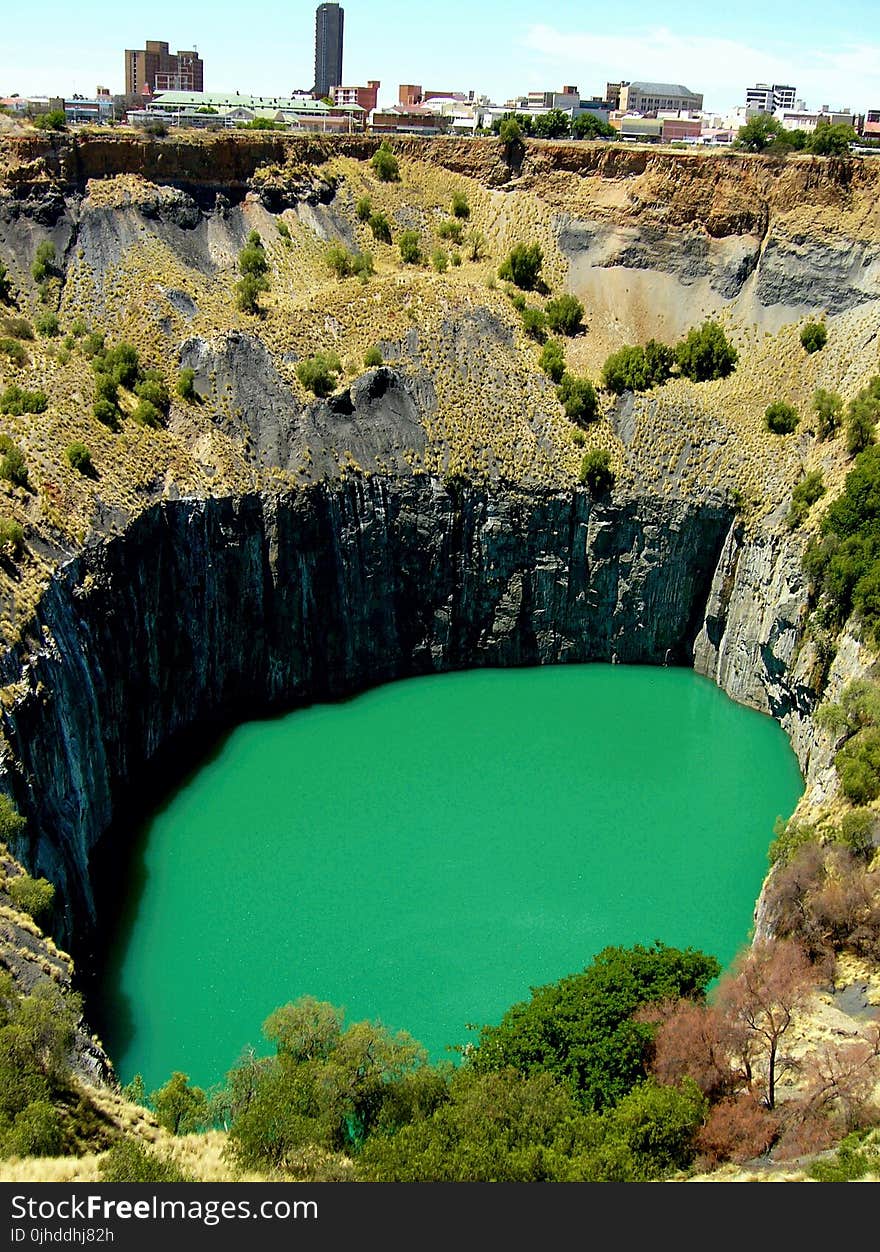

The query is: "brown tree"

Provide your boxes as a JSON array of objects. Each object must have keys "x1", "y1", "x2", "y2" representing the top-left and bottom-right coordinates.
[
  {"x1": 713, "y1": 940, "x2": 816, "y2": 1110},
  {"x1": 644, "y1": 998, "x2": 741, "y2": 1101}
]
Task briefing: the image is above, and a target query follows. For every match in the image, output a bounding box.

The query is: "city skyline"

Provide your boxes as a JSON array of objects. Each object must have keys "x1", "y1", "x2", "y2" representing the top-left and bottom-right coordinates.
[{"x1": 2, "y1": 1, "x2": 879, "y2": 115}]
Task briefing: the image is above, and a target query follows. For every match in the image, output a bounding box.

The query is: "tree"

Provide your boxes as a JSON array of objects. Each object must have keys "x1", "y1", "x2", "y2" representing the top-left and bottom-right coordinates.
[
  {"x1": 498, "y1": 242, "x2": 543, "y2": 291},
  {"x1": 557, "y1": 372, "x2": 598, "y2": 426},
  {"x1": 0, "y1": 262, "x2": 13, "y2": 305},
  {"x1": 470, "y1": 943, "x2": 720, "y2": 1111},
  {"x1": 296, "y1": 351, "x2": 343, "y2": 397},
  {"x1": 239, "y1": 237, "x2": 268, "y2": 278},
  {"x1": 149, "y1": 1071, "x2": 208, "y2": 1135},
  {"x1": 808, "y1": 122, "x2": 856, "y2": 156},
  {"x1": 764, "y1": 401, "x2": 799, "y2": 434},
  {"x1": 371, "y1": 142, "x2": 400, "y2": 182},
  {"x1": 813, "y1": 388, "x2": 843, "y2": 439},
  {"x1": 736, "y1": 114, "x2": 784, "y2": 152},
  {"x1": 235, "y1": 272, "x2": 269, "y2": 314},
  {"x1": 675, "y1": 321, "x2": 738, "y2": 382},
  {"x1": 0, "y1": 519, "x2": 24, "y2": 560},
  {"x1": 545, "y1": 293, "x2": 584, "y2": 336},
  {"x1": 498, "y1": 117, "x2": 524, "y2": 161},
  {"x1": 713, "y1": 939, "x2": 815, "y2": 1110},
  {"x1": 538, "y1": 338, "x2": 565, "y2": 383},
  {"x1": 0, "y1": 794, "x2": 26, "y2": 844},
  {"x1": 356, "y1": 196, "x2": 372, "y2": 222},
  {"x1": 786, "y1": 470, "x2": 825, "y2": 529},
  {"x1": 132, "y1": 398, "x2": 163, "y2": 428},
  {"x1": 32, "y1": 110, "x2": 67, "y2": 132},
  {"x1": 176, "y1": 367, "x2": 197, "y2": 401},
  {"x1": 7, "y1": 873, "x2": 55, "y2": 923},
  {"x1": 30, "y1": 242, "x2": 57, "y2": 284},
  {"x1": 368, "y1": 211, "x2": 392, "y2": 243},
  {"x1": 533, "y1": 109, "x2": 570, "y2": 140},
  {"x1": 450, "y1": 192, "x2": 470, "y2": 219},
  {"x1": 800, "y1": 321, "x2": 828, "y2": 353},
  {"x1": 398, "y1": 230, "x2": 421, "y2": 265},
  {"x1": 99, "y1": 1139, "x2": 192, "y2": 1182},
  {"x1": 572, "y1": 113, "x2": 617, "y2": 140},
  {"x1": 363, "y1": 346, "x2": 383, "y2": 367},
  {"x1": 520, "y1": 306, "x2": 547, "y2": 342},
  {"x1": 0, "y1": 439, "x2": 30, "y2": 487},
  {"x1": 580, "y1": 448, "x2": 615, "y2": 495},
  {"x1": 431, "y1": 248, "x2": 448, "y2": 273}
]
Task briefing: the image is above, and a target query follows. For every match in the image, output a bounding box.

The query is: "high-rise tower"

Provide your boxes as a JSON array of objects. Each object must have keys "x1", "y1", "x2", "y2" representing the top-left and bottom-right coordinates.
[{"x1": 314, "y1": 4, "x2": 344, "y2": 98}]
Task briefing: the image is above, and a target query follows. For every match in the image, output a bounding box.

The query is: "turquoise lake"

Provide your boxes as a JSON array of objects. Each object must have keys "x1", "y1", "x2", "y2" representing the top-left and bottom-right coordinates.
[{"x1": 95, "y1": 664, "x2": 804, "y2": 1092}]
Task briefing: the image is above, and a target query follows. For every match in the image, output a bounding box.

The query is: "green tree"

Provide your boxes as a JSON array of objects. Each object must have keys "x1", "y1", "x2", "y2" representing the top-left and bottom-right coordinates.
[
  {"x1": 675, "y1": 321, "x2": 738, "y2": 382},
  {"x1": 498, "y1": 117, "x2": 524, "y2": 161},
  {"x1": 99, "y1": 1138, "x2": 192, "y2": 1182},
  {"x1": 786, "y1": 470, "x2": 825, "y2": 529},
  {"x1": 102, "y1": 342, "x2": 140, "y2": 388},
  {"x1": 572, "y1": 113, "x2": 617, "y2": 140},
  {"x1": 470, "y1": 943, "x2": 720, "y2": 1111},
  {"x1": 808, "y1": 122, "x2": 856, "y2": 155},
  {"x1": 132, "y1": 398, "x2": 163, "y2": 428},
  {"x1": 371, "y1": 142, "x2": 400, "y2": 182},
  {"x1": 545, "y1": 293, "x2": 584, "y2": 336},
  {"x1": 7, "y1": 873, "x2": 55, "y2": 923},
  {"x1": 814, "y1": 388, "x2": 843, "y2": 439},
  {"x1": 498, "y1": 242, "x2": 543, "y2": 290},
  {"x1": 93, "y1": 399, "x2": 121, "y2": 430},
  {"x1": 557, "y1": 372, "x2": 598, "y2": 425},
  {"x1": 450, "y1": 191, "x2": 470, "y2": 219},
  {"x1": 520, "y1": 306, "x2": 547, "y2": 342},
  {"x1": 736, "y1": 114, "x2": 784, "y2": 152},
  {"x1": 0, "y1": 518, "x2": 24, "y2": 559},
  {"x1": 31, "y1": 242, "x2": 57, "y2": 284},
  {"x1": 239, "y1": 237, "x2": 268, "y2": 278},
  {"x1": 398, "y1": 230, "x2": 421, "y2": 265},
  {"x1": 580, "y1": 448, "x2": 615, "y2": 496},
  {"x1": 150, "y1": 1071, "x2": 208, "y2": 1135},
  {"x1": 764, "y1": 401, "x2": 799, "y2": 434},
  {"x1": 0, "y1": 262, "x2": 13, "y2": 305},
  {"x1": 65, "y1": 442, "x2": 94, "y2": 476},
  {"x1": 176, "y1": 367, "x2": 197, "y2": 401},
  {"x1": 437, "y1": 218, "x2": 464, "y2": 244},
  {"x1": 356, "y1": 196, "x2": 372, "y2": 222},
  {"x1": 34, "y1": 310, "x2": 59, "y2": 338},
  {"x1": 135, "y1": 373, "x2": 170, "y2": 416},
  {"x1": 296, "y1": 351, "x2": 343, "y2": 397},
  {"x1": 538, "y1": 338, "x2": 566, "y2": 383},
  {"x1": 32, "y1": 110, "x2": 67, "y2": 132},
  {"x1": 0, "y1": 795, "x2": 26, "y2": 844},
  {"x1": 235, "y1": 272, "x2": 269, "y2": 314},
  {"x1": 0, "y1": 438, "x2": 30, "y2": 486},
  {"x1": 363, "y1": 346, "x2": 383, "y2": 368},
  {"x1": 601, "y1": 341, "x2": 673, "y2": 393},
  {"x1": 368, "y1": 211, "x2": 392, "y2": 243},
  {"x1": 533, "y1": 109, "x2": 570, "y2": 139},
  {"x1": 800, "y1": 321, "x2": 828, "y2": 353}
]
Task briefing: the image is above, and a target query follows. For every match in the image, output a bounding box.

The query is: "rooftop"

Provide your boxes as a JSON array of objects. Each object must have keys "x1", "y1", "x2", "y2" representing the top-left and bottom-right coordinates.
[{"x1": 627, "y1": 82, "x2": 700, "y2": 96}]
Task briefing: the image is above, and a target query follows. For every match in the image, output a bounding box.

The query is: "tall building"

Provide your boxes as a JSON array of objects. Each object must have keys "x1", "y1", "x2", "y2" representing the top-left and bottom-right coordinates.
[
  {"x1": 124, "y1": 41, "x2": 203, "y2": 96},
  {"x1": 617, "y1": 81, "x2": 703, "y2": 113},
  {"x1": 314, "y1": 4, "x2": 344, "y2": 98},
  {"x1": 745, "y1": 83, "x2": 796, "y2": 113}
]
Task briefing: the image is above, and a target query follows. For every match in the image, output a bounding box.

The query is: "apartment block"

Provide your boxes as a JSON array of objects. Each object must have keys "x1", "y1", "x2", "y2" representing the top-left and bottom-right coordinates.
[
  {"x1": 745, "y1": 83, "x2": 796, "y2": 112},
  {"x1": 618, "y1": 81, "x2": 703, "y2": 113},
  {"x1": 124, "y1": 40, "x2": 203, "y2": 96}
]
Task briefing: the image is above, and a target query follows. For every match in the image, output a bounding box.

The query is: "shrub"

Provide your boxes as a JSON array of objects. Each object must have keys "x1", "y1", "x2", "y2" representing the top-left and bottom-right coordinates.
[
  {"x1": 557, "y1": 372, "x2": 598, "y2": 426},
  {"x1": 176, "y1": 367, "x2": 197, "y2": 401},
  {"x1": 135, "y1": 375, "x2": 170, "y2": 415},
  {"x1": 235, "y1": 273, "x2": 269, "y2": 314},
  {"x1": 0, "y1": 384, "x2": 44, "y2": 417},
  {"x1": 1, "y1": 317, "x2": 33, "y2": 340},
  {"x1": 431, "y1": 248, "x2": 448, "y2": 273},
  {"x1": 800, "y1": 321, "x2": 828, "y2": 353},
  {"x1": 520, "y1": 306, "x2": 547, "y2": 342},
  {"x1": 238, "y1": 239, "x2": 268, "y2": 278},
  {"x1": 451, "y1": 192, "x2": 470, "y2": 219},
  {"x1": 102, "y1": 342, "x2": 140, "y2": 388},
  {"x1": 93, "y1": 372, "x2": 118, "y2": 405},
  {"x1": 0, "y1": 517, "x2": 24, "y2": 558},
  {"x1": 371, "y1": 142, "x2": 400, "y2": 182},
  {"x1": 580, "y1": 448, "x2": 615, "y2": 496},
  {"x1": 363, "y1": 346, "x2": 383, "y2": 368},
  {"x1": 498, "y1": 243, "x2": 543, "y2": 290},
  {"x1": 602, "y1": 341, "x2": 674, "y2": 394},
  {"x1": 144, "y1": 120, "x2": 168, "y2": 137},
  {"x1": 437, "y1": 219, "x2": 464, "y2": 244},
  {"x1": 150, "y1": 1071, "x2": 208, "y2": 1136},
  {"x1": 450, "y1": 251, "x2": 462, "y2": 267},
  {"x1": 326, "y1": 243, "x2": 354, "y2": 278},
  {"x1": 7, "y1": 872, "x2": 55, "y2": 923},
  {"x1": 0, "y1": 794, "x2": 26, "y2": 842},
  {"x1": 276, "y1": 217, "x2": 291, "y2": 241},
  {"x1": 368, "y1": 212, "x2": 392, "y2": 243},
  {"x1": 296, "y1": 351, "x2": 343, "y2": 397},
  {"x1": 844, "y1": 377, "x2": 880, "y2": 454},
  {"x1": 132, "y1": 398, "x2": 163, "y2": 428},
  {"x1": 65, "y1": 442, "x2": 94, "y2": 475},
  {"x1": 93, "y1": 398, "x2": 120, "y2": 430},
  {"x1": 764, "y1": 401, "x2": 799, "y2": 434},
  {"x1": 836, "y1": 729, "x2": 880, "y2": 803},
  {"x1": 356, "y1": 196, "x2": 372, "y2": 222},
  {"x1": 0, "y1": 262, "x2": 13, "y2": 305},
  {"x1": 465, "y1": 230, "x2": 486, "y2": 262},
  {"x1": 32, "y1": 110, "x2": 67, "y2": 132},
  {"x1": 539, "y1": 338, "x2": 566, "y2": 383},
  {"x1": 34, "y1": 310, "x2": 59, "y2": 338},
  {"x1": 81, "y1": 331, "x2": 105, "y2": 359},
  {"x1": 399, "y1": 231, "x2": 421, "y2": 265},
  {"x1": 545, "y1": 294, "x2": 584, "y2": 336},
  {"x1": 786, "y1": 470, "x2": 825, "y2": 529},
  {"x1": 0, "y1": 339, "x2": 27, "y2": 366},
  {"x1": 30, "y1": 241, "x2": 57, "y2": 284},
  {"x1": 99, "y1": 1139, "x2": 192, "y2": 1183},
  {"x1": 2, "y1": 1100, "x2": 64, "y2": 1157},
  {"x1": 814, "y1": 388, "x2": 843, "y2": 440},
  {"x1": 0, "y1": 438, "x2": 29, "y2": 487},
  {"x1": 675, "y1": 320, "x2": 738, "y2": 382}
]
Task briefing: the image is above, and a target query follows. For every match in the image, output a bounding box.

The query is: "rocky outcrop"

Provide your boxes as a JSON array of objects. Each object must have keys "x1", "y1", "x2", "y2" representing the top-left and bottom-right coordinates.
[{"x1": 0, "y1": 478, "x2": 733, "y2": 947}]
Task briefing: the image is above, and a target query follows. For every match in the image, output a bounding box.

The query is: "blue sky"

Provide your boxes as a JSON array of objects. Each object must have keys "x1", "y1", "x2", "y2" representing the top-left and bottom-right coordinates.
[{"x1": 2, "y1": 1, "x2": 878, "y2": 113}]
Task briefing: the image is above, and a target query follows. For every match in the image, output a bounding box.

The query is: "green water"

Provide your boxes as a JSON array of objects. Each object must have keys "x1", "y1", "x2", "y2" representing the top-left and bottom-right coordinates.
[{"x1": 96, "y1": 664, "x2": 804, "y2": 1092}]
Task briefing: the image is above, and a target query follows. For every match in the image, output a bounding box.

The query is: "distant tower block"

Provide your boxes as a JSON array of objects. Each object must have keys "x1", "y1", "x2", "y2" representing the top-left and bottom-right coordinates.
[{"x1": 314, "y1": 3, "x2": 344, "y2": 98}]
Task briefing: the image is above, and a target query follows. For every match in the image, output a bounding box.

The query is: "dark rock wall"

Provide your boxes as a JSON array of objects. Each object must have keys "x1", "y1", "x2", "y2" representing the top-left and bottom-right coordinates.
[{"x1": 0, "y1": 477, "x2": 733, "y2": 944}]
